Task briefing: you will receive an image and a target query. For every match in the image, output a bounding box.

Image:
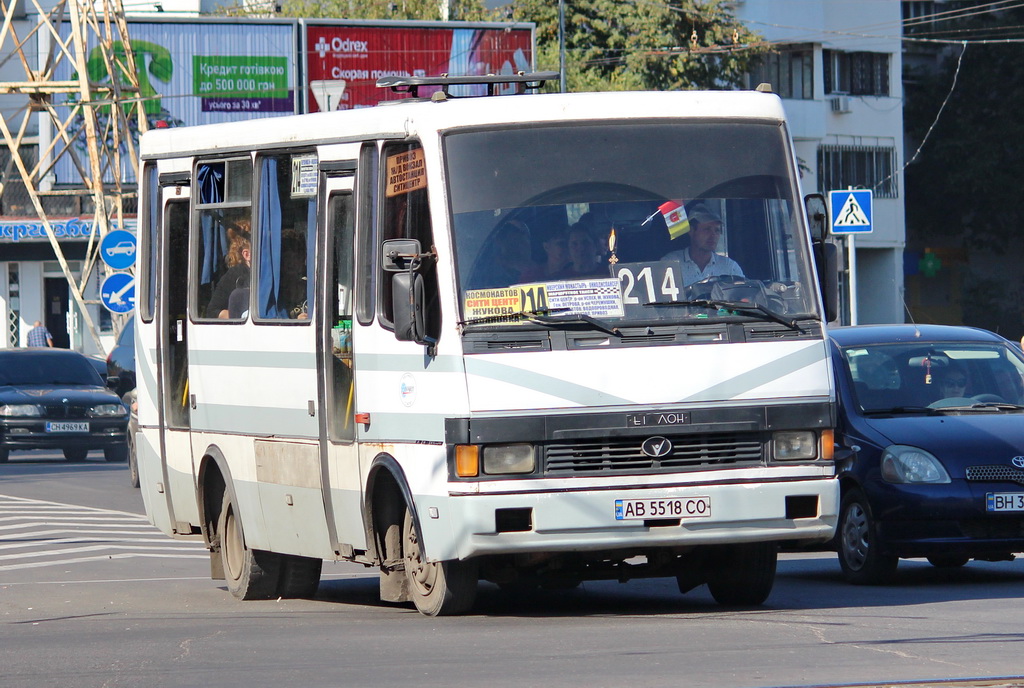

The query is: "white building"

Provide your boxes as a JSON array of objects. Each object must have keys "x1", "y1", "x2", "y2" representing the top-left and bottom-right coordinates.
[{"x1": 736, "y1": 0, "x2": 906, "y2": 325}]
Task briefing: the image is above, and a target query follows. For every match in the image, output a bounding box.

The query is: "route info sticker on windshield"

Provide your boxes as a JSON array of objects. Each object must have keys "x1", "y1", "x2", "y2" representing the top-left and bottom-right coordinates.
[{"x1": 464, "y1": 278, "x2": 625, "y2": 320}]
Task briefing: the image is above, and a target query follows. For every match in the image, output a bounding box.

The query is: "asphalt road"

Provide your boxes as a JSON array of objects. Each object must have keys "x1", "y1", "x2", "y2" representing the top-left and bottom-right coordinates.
[{"x1": 3, "y1": 449, "x2": 1024, "y2": 688}]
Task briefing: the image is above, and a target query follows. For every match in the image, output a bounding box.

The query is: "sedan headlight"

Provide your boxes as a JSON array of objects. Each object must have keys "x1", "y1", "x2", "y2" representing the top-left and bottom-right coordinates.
[
  {"x1": 0, "y1": 404, "x2": 42, "y2": 417},
  {"x1": 482, "y1": 444, "x2": 536, "y2": 475},
  {"x1": 881, "y1": 445, "x2": 951, "y2": 484},
  {"x1": 88, "y1": 403, "x2": 129, "y2": 418}
]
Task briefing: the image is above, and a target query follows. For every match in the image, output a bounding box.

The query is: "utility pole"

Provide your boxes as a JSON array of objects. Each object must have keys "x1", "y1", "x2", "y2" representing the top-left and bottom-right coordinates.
[{"x1": 0, "y1": 0, "x2": 146, "y2": 352}]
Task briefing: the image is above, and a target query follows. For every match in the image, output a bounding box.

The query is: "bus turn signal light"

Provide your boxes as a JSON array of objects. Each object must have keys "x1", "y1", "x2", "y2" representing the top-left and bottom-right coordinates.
[{"x1": 455, "y1": 445, "x2": 479, "y2": 477}]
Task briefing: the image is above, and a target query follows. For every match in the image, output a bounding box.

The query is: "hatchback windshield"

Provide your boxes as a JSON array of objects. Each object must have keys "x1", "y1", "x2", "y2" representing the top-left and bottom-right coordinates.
[
  {"x1": 445, "y1": 121, "x2": 816, "y2": 328},
  {"x1": 0, "y1": 352, "x2": 104, "y2": 387},
  {"x1": 841, "y1": 341, "x2": 1024, "y2": 412}
]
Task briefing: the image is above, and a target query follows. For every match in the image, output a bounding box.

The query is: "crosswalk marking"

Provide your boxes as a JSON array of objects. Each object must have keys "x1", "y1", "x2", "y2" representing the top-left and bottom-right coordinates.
[{"x1": 0, "y1": 494, "x2": 206, "y2": 572}]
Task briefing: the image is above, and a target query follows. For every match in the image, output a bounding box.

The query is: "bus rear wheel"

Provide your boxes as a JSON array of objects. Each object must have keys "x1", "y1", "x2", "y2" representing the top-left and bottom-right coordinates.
[
  {"x1": 402, "y1": 507, "x2": 477, "y2": 616},
  {"x1": 218, "y1": 492, "x2": 281, "y2": 600},
  {"x1": 705, "y1": 542, "x2": 777, "y2": 606}
]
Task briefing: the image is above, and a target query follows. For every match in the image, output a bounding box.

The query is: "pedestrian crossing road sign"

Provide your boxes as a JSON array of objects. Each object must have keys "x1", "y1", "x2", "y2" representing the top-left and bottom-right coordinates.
[{"x1": 829, "y1": 189, "x2": 873, "y2": 234}]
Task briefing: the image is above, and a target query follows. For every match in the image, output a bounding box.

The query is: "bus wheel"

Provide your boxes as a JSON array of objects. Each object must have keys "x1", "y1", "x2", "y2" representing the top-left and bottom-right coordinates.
[
  {"x1": 278, "y1": 555, "x2": 322, "y2": 598},
  {"x1": 402, "y1": 507, "x2": 477, "y2": 616},
  {"x1": 706, "y1": 542, "x2": 777, "y2": 606},
  {"x1": 218, "y1": 493, "x2": 281, "y2": 600}
]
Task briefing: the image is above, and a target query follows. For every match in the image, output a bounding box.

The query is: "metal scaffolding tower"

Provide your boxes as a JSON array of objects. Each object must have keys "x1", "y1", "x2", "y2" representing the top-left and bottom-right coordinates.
[{"x1": 0, "y1": 0, "x2": 146, "y2": 351}]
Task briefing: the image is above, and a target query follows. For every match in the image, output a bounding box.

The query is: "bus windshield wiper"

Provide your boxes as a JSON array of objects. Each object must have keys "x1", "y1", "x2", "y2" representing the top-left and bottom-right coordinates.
[
  {"x1": 645, "y1": 298, "x2": 801, "y2": 331},
  {"x1": 458, "y1": 308, "x2": 621, "y2": 337},
  {"x1": 527, "y1": 312, "x2": 622, "y2": 337}
]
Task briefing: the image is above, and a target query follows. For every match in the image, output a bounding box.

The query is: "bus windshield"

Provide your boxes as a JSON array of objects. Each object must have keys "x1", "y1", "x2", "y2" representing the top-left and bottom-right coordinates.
[{"x1": 445, "y1": 121, "x2": 817, "y2": 328}]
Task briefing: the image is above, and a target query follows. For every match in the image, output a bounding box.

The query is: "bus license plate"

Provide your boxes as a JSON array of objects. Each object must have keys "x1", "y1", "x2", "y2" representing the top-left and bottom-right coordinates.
[
  {"x1": 615, "y1": 497, "x2": 711, "y2": 520},
  {"x1": 46, "y1": 422, "x2": 89, "y2": 433},
  {"x1": 986, "y1": 493, "x2": 1024, "y2": 512}
]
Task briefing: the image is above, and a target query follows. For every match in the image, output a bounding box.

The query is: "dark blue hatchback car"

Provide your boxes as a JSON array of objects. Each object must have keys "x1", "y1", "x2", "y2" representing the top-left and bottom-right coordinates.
[{"x1": 829, "y1": 324, "x2": 1024, "y2": 584}]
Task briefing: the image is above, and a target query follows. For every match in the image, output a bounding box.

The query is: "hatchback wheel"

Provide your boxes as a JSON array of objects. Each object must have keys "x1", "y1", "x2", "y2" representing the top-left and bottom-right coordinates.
[{"x1": 838, "y1": 489, "x2": 898, "y2": 585}]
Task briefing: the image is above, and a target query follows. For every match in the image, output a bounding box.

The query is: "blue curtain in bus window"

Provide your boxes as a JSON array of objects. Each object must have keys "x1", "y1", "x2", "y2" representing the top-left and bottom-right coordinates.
[
  {"x1": 200, "y1": 214, "x2": 228, "y2": 287},
  {"x1": 258, "y1": 157, "x2": 285, "y2": 318},
  {"x1": 306, "y1": 200, "x2": 316, "y2": 311},
  {"x1": 146, "y1": 171, "x2": 159, "y2": 314},
  {"x1": 197, "y1": 162, "x2": 223, "y2": 204}
]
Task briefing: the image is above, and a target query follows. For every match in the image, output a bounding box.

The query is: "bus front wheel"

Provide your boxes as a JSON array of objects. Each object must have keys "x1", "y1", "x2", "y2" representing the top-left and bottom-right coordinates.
[
  {"x1": 218, "y1": 492, "x2": 281, "y2": 600},
  {"x1": 705, "y1": 542, "x2": 777, "y2": 606},
  {"x1": 402, "y1": 507, "x2": 478, "y2": 616}
]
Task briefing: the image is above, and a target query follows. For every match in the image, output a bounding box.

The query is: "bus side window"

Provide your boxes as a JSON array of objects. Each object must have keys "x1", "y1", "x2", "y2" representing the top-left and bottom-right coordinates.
[
  {"x1": 255, "y1": 153, "x2": 317, "y2": 321},
  {"x1": 379, "y1": 142, "x2": 440, "y2": 342},
  {"x1": 355, "y1": 143, "x2": 377, "y2": 326},
  {"x1": 194, "y1": 158, "x2": 252, "y2": 320}
]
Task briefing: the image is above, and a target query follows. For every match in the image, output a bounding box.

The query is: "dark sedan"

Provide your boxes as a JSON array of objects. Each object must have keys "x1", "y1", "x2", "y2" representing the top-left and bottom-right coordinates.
[
  {"x1": 829, "y1": 324, "x2": 1024, "y2": 584},
  {"x1": 0, "y1": 348, "x2": 130, "y2": 462}
]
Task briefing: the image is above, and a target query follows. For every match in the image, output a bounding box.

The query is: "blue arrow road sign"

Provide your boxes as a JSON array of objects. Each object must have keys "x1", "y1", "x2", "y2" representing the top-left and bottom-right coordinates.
[
  {"x1": 99, "y1": 229, "x2": 137, "y2": 270},
  {"x1": 100, "y1": 272, "x2": 135, "y2": 313},
  {"x1": 829, "y1": 189, "x2": 873, "y2": 234}
]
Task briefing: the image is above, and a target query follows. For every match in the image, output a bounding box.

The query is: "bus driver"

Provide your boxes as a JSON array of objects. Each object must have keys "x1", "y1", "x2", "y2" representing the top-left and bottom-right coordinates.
[{"x1": 661, "y1": 205, "x2": 744, "y2": 286}]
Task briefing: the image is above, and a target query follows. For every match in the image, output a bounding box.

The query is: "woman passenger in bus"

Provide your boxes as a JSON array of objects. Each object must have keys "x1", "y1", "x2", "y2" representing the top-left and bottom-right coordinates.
[
  {"x1": 207, "y1": 222, "x2": 251, "y2": 319},
  {"x1": 559, "y1": 222, "x2": 605, "y2": 279}
]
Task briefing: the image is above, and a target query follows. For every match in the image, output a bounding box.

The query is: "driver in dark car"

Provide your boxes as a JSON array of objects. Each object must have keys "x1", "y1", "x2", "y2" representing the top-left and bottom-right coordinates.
[{"x1": 661, "y1": 204, "x2": 744, "y2": 286}]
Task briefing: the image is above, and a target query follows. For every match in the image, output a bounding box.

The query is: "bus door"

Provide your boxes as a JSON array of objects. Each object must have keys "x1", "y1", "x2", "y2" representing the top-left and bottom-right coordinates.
[
  {"x1": 317, "y1": 171, "x2": 364, "y2": 554},
  {"x1": 156, "y1": 186, "x2": 198, "y2": 535}
]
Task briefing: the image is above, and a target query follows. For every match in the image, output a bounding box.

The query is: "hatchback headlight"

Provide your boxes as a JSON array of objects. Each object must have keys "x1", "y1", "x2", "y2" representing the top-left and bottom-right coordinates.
[
  {"x1": 773, "y1": 431, "x2": 818, "y2": 460},
  {"x1": 88, "y1": 403, "x2": 129, "y2": 418},
  {"x1": 482, "y1": 444, "x2": 536, "y2": 475},
  {"x1": 0, "y1": 404, "x2": 42, "y2": 417},
  {"x1": 881, "y1": 445, "x2": 951, "y2": 484}
]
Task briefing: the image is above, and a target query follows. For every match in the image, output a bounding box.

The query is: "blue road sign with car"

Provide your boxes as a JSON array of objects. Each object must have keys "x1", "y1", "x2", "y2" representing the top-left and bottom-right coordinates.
[
  {"x1": 100, "y1": 230, "x2": 137, "y2": 270},
  {"x1": 829, "y1": 189, "x2": 873, "y2": 234},
  {"x1": 101, "y1": 272, "x2": 135, "y2": 313}
]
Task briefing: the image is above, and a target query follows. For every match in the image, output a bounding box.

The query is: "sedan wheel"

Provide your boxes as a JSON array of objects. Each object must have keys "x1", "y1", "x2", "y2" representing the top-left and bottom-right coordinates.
[
  {"x1": 927, "y1": 555, "x2": 970, "y2": 568},
  {"x1": 63, "y1": 448, "x2": 89, "y2": 462},
  {"x1": 838, "y1": 490, "x2": 898, "y2": 585}
]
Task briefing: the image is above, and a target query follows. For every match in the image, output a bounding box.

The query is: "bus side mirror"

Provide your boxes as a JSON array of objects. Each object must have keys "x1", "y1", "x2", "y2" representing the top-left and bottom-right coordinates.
[
  {"x1": 392, "y1": 271, "x2": 426, "y2": 343},
  {"x1": 814, "y1": 242, "x2": 840, "y2": 323},
  {"x1": 804, "y1": 193, "x2": 828, "y2": 242}
]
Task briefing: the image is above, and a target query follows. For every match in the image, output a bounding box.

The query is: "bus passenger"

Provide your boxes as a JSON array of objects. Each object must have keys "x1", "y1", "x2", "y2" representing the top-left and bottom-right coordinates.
[
  {"x1": 560, "y1": 222, "x2": 604, "y2": 279},
  {"x1": 207, "y1": 222, "x2": 251, "y2": 319},
  {"x1": 661, "y1": 205, "x2": 744, "y2": 286}
]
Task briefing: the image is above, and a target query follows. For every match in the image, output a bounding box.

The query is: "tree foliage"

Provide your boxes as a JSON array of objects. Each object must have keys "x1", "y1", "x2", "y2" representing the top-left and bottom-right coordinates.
[
  {"x1": 904, "y1": 8, "x2": 1024, "y2": 252},
  {"x1": 507, "y1": 0, "x2": 768, "y2": 91}
]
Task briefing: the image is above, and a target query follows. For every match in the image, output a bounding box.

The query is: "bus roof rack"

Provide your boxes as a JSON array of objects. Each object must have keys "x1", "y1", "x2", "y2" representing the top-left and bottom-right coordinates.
[{"x1": 376, "y1": 71, "x2": 559, "y2": 99}]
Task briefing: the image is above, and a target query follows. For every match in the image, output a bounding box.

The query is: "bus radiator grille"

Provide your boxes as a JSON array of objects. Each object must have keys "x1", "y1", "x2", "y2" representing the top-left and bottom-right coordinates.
[{"x1": 543, "y1": 433, "x2": 764, "y2": 475}]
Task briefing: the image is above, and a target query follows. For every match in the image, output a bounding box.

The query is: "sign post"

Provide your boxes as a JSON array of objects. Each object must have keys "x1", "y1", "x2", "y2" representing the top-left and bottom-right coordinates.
[{"x1": 829, "y1": 189, "x2": 874, "y2": 326}]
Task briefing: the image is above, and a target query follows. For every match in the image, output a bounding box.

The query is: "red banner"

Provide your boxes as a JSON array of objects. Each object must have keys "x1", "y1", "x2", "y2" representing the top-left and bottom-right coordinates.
[{"x1": 305, "y1": 24, "x2": 533, "y2": 112}]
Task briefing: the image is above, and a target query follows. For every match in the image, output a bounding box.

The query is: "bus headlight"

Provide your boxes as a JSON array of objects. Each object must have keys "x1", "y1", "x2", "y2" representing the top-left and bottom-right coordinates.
[
  {"x1": 773, "y1": 431, "x2": 817, "y2": 460},
  {"x1": 482, "y1": 444, "x2": 535, "y2": 475}
]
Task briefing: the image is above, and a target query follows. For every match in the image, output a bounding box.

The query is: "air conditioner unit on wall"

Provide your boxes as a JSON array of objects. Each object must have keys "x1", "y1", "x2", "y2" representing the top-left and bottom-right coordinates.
[{"x1": 831, "y1": 96, "x2": 852, "y2": 114}]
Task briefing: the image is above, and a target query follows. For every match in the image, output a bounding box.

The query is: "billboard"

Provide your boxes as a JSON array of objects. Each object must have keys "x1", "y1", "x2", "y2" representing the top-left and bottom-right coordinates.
[
  {"x1": 55, "y1": 19, "x2": 298, "y2": 184},
  {"x1": 304, "y1": 22, "x2": 534, "y2": 111}
]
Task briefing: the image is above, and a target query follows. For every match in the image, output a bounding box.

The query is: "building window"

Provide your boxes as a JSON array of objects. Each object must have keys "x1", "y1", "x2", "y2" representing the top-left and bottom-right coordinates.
[
  {"x1": 903, "y1": 1, "x2": 936, "y2": 32},
  {"x1": 818, "y1": 146, "x2": 898, "y2": 199},
  {"x1": 823, "y1": 50, "x2": 890, "y2": 96},
  {"x1": 748, "y1": 46, "x2": 813, "y2": 99}
]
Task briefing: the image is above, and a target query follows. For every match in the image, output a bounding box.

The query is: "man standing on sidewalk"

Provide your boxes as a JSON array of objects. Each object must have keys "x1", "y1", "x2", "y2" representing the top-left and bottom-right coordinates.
[{"x1": 26, "y1": 321, "x2": 53, "y2": 347}]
